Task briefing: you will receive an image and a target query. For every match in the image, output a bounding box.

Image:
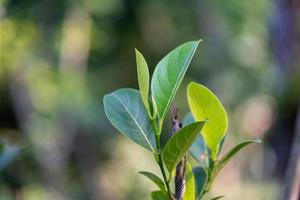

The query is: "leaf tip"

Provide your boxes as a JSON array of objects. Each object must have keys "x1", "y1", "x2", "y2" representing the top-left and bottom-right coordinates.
[
  {"x1": 135, "y1": 48, "x2": 143, "y2": 58},
  {"x1": 187, "y1": 81, "x2": 198, "y2": 89},
  {"x1": 103, "y1": 93, "x2": 110, "y2": 105},
  {"x1": 194, "y1": 120, "x2": 206, "y2": 129},
  {"x1": 254, "y1": 139, "x2": 263, "y2": 143},
  {"x1": 191, "y1": 39, "x2": 202, "y2": 45}
]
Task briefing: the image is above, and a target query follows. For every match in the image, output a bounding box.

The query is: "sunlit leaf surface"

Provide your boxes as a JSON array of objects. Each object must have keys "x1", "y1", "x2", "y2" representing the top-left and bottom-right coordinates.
[
  {"x1": 188, "y1": 82, "x2": 228, "y2": 159},
  {"x1": 151, "y1": 41, "x2": 201, "y2": 121},
  {"x1": 135, "y1": 49, "x2": 150, "y2": 114}
]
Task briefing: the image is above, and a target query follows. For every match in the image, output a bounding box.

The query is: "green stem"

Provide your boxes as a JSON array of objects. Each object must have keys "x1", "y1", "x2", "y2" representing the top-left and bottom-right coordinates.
[
  {"x1": 158, "y1": 152, "x2": 172, "y2": 198},
  {"x1": 199, "y1": 161, "x2": 215, "y2": 199},
  {"x1": 151, "y1": 119, "x2": 173, "y2": 199}
]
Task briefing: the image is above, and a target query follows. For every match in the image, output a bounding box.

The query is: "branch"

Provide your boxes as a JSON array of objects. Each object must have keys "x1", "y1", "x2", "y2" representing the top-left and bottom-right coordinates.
[{"x1": 172, "y1": 104, "x2": 186, "y2": 200}]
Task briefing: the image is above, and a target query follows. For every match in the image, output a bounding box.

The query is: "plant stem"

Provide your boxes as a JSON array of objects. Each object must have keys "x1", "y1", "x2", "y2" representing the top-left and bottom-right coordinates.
[
  {"x1": 158, "y1": 151, "x2": 172, "y2": 198},
  {"x1": 200, "y1": 161, "x2": 215, "y2": 199},
  {"x1": 151, "y1": 118, "x2": 173, "y2": 199},
  {"x1": 171, "y1": 104, "x2": 186, "y2": 200}
]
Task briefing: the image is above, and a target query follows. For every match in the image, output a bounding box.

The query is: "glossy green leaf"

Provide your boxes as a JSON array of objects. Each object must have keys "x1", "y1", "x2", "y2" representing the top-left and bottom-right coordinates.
[
  {"x1": 151, "y1": 40, "x2": 201, "y2": 122},
  {"x1": 151, "y1": 190, "x2": 169, "y2": 200},
  {"x1": 187, "y1": 82, "x2": 228, "y2": 160},
  {"x1": 135, "y1": 49, "x2": 150, "y2": 115},
  {"x1": 211, "y1": 196, "x2": 225, "y2": 200},
  {"x1": 193, "y1": 167, "x2": 207, "y2": 199},
  {"x1": 213, "y1": 140, "x2": 262, "y2": 177},
  {"x1": 103, "y1": 88, "x2": 156, "y2": 151},
  {"x1": 162, "y1": 121, "x2": 205, "y2": 173},
  {"x1": 139, "y1": 171, "x2": 166, "y2": 192},
  {"x1": 183, "y1": 162, "x2": 195, "y2": 200},
  {"x1": 183, "y1": 113, "x2": 209, "y2": 167}
]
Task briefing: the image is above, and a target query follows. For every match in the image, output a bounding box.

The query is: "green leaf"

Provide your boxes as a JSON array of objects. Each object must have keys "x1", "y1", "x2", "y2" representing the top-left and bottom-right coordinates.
[
  {"x1": 151, "y1": 190, "x2": 169, "y2": 200},
  {"x1": 151, "y1": 40, "x2": 201, "y2": 122},
  {"x1": 213, "y1": 140, "x2": 262, "y2": 176},
  {"x1": 187, "y1": 82, "x2": 228, "y2": 160},
  {"x1": 182, "y1": 112, "x2": 194, "y2": 126},
  {"x1": 211, "y1": 196, "x2": 225, "y2": 200},
  {"x1": 139, "y1": 171, "x2": 166, "y2": 192},
  {"x1": 183, "y1": 162, "x2": 195, "y2": 200},
  {"x1": 183, "y1": 113, "x2": 209, "y2": 167},
  {"x1": 190, "y1": 135, "x2": 209, "y2": 167},
  {"x1": 218, "y1": 136, "x2": 226, "y2": 156},
  {"x1": 193, "y1": 167, "x2": 207, "y2": 199},
  {"x1": 103, "y1": 88, "x2": 156, "y2": 151},
  {"x1": 151, "y1": 95, "x2": 158, "y2": 120},
  {"x1": 162, "y1": 121, "x2": 205, "y2": 173},
  {"x1": 135, "y1": 49, "x2": 150, "y2": 115}
]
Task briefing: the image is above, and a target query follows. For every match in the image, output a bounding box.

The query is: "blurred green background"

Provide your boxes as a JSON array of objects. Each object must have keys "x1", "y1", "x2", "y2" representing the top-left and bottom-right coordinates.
[{"x1": 1, "y1": 0, "x2": 299, "y2": 199}]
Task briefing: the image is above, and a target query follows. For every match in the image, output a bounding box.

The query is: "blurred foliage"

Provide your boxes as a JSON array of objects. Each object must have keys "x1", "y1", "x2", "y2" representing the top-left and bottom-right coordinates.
[{"x1": 0, "y1": 0, "x2": 299, "y2": 199}]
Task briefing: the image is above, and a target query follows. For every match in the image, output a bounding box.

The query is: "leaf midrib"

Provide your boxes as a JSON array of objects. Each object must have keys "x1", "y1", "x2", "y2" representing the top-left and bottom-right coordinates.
[
  {"x1": 159, "y1": 44, "x2": 198, "y2": 120},
  {"x1": 164, "y1": 124, "x2": 201, "y2": 171},
  {"x1": 112, "y1": 93, "x2": 154, "y2": 151},
  {"x1": 168, "y1": 127, "x2": 194, "y2": 171}
]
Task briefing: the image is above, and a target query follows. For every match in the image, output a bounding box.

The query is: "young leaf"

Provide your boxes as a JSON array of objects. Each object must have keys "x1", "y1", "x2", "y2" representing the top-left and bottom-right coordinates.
[
  {"x1": 183, "y1": 113, "x2": 209, "y2": 167},
  {"x1": 162, "y1": 121, "x2": 205, "y2": 173},
  {"x1": 151, "y1": 40, "x2": 201, "y2": 122},
  {"x1": 103, "y1": 88, "x2": 156, "y2": 151},
  {"x1": 193, "y1": 167, "x2": 207, "y2": 199},
  {"x1": 183, "y1": 162, "x2": 195, "y2": 200},
  {"x1": 139, "y1": 171, "x2": 166, "y2": 192},
  {"x1": 187, "y1": 82, "x2": 228, "y2": 160},
  {"x1": 213, "y1": 140, "x2": 262, "y2": 176},
  {"x1": 135, "y1": 49, "x2": 150, "y2": 114},
  {"x1": 151, "y1": 191, "x2": 169, "y2": 200}
]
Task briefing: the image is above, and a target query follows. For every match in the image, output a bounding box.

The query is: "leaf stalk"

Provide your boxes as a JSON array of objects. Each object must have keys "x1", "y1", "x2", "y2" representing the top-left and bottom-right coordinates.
[{"x1": 151, "y1": 118, "x2": 173, "y2": 199}]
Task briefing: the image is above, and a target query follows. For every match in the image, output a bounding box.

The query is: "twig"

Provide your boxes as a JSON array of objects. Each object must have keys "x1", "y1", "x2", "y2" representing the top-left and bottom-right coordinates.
[{"x1": 172, "y1": 104, "x2": 186, "y2": 200}]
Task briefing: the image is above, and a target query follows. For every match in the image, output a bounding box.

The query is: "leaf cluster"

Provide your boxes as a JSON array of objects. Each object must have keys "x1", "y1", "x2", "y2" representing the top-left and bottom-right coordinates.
[{"x1": 103, "y1": 40, "x2": 261, "y2": 199}]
